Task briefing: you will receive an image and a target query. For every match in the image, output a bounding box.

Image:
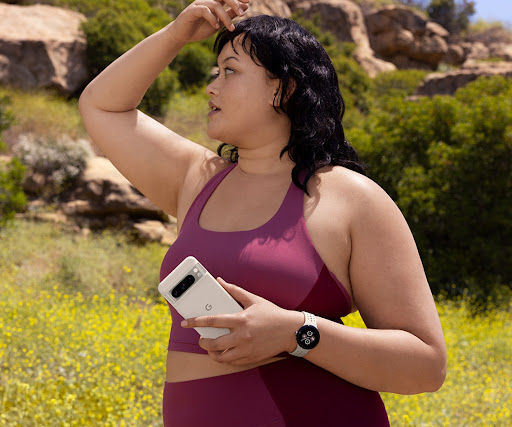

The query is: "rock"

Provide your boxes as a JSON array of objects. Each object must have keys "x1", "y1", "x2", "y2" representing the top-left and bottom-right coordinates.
[
  {"x1": 366, "y1": 5, "x2": 449, "y2": 69},
  {"x1": 22, "y1": 172, "x2": 46, "y2": 194},
  {"x1": 488, "y1": 42, "x2": 512, "y2": 61},
  {"x1": 415, "y1": 61, "x2": 512, "y2": 96},
  {"x1": 63, "y1": 156, "x2": 170, "y2": 222},
  {"x1": 133, "y1": 220, "x2": 177, "y2": 245},
  {"x1": 286, "y1": 0, "x2": 395, "y2": 77},
  {"x1": 461, "y1": 41, "x2": 490, "y2": 62},
  {"x1": 443, "y1": 44, "x2": 466, "y2": 66},
  {"x1": 246, "y1": 0, "x2": 291, "y2": 17},
  {"x1": 0, "y1": 3, "x2": 90, "y2": 95}
]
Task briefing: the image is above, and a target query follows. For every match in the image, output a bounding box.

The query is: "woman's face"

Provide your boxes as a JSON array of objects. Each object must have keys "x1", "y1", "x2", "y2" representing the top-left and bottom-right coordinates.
[{"x1": 205, "y1": 37, "x2": 284, "y2": 147}]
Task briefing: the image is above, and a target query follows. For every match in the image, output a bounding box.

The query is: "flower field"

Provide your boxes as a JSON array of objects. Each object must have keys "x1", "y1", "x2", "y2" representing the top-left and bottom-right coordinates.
[{"x1": 0, "y1": 221, "x2": 511, "y2": 426}]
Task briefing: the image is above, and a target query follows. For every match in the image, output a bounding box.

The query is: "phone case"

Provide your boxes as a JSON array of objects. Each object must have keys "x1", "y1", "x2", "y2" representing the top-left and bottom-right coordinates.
[{"x1": 158, "y1": 256, "x2": 243, "y2": 339}]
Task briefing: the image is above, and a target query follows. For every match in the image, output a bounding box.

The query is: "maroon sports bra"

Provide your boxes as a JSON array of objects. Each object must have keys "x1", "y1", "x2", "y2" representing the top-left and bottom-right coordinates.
[{"x1": 159, "y1": 162, "x2": 351, "y2": 354}]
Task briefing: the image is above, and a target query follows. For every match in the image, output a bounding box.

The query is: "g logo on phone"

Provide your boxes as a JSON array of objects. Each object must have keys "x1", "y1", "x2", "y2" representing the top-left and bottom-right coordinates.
[{"x1": 205, "y1": 304, "x2": 212, "y2": 311}]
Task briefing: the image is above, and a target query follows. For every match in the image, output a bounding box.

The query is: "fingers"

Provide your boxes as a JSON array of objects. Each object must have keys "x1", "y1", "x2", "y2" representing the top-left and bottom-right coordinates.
[
  {"x1": 207, "y1": 347, "x2": 249, "y2": 365},
  {"x1": 217, "y1": 277, "x2": 259, "y2": 307},
  {"x1": 181, "y1": 312, "x2": 243, "y2": 329},
  {"x1": 220, "y1": 0, "x2": 248, "y2": 16},
  {"x1": 208, "y1": 0, "x2": 248, "y2": 31},
  {"x1": 196, "y1": 4, "x2": 222, "y2": 29},
  {"x1": 199, "y1": 335, "x2": 233, "y2": 352}
]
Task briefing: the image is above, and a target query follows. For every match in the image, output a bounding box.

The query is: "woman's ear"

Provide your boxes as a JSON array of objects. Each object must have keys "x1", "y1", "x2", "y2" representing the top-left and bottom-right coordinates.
[{"x1": 272, "y1": 77, "x2": 297, "y2": 109}]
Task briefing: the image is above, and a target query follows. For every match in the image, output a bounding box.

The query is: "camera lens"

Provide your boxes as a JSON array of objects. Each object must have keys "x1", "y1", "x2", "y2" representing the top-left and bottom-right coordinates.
[{"x1": 171, "y1": 275, "x2": 195, "y2": 298}]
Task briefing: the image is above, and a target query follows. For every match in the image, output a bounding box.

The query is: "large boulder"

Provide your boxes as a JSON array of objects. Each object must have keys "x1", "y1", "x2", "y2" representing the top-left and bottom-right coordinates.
[
  {"x1": 246, "y1": 0, "x2": 291, "y2": 17},
  {"x1": 286, "y1": 0, "x2": 395, "y2": 77},
  {"x1": 366, "y1": 5, "x2": 449, "y2": 70},
  {"x1": 61, "y1": 156, "x2": 169, "y2": 221},
  {"x1": 0, "y1": 3, "x2": 90, "y2": 95},
  {"x1": 415, "y1": 61, "x2": 512, "y2": 96}
]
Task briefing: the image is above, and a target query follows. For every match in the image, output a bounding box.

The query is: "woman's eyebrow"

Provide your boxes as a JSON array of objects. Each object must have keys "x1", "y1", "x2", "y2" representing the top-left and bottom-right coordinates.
[{"x1": 220, "y1": 56, "x2": 240, "y2": 64}]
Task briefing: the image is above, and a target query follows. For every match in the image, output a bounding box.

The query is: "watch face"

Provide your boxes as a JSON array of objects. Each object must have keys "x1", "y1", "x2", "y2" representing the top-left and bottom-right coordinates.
[{"x1": 296, "y1": 325, "x2": 320, "y2": 350}]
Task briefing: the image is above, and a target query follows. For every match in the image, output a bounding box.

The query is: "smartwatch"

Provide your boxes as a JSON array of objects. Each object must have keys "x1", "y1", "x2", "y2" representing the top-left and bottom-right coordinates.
[{"x1": 289, "y1": 311, "x2": 320, "y2": 357}]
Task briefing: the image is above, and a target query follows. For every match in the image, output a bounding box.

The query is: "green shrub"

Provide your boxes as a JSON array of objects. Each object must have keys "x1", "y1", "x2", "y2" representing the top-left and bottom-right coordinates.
[
  {"x1": 171, "y1": 42, "x2": 216, "y2": 89},
  {"x1": 0, "y1": 94, "x2": 15, "y2": 152},
  {"x1": 0, "y1": 158, "x2": 27, "y2": 226},
  {"x1": 81, "y1": 0, "x2": 174, "y2": 116},
  {"x1": 353, "y1": 76, "x2": 512, "y2": 299},
  {"x1": 140, "y1": 67, "x2": 180, "y2": 116},
  {"x1": 373, "y1": 69, "x2": 429, "y2": 98},
  {"x1": 13, "y1": 134, "x2": 93, "y2": 196},
  {"x1": 0, "y1": 95, "x2": 26, "y2": 225}
]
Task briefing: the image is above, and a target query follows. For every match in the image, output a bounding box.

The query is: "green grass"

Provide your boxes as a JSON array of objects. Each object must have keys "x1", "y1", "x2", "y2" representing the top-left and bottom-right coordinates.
[
  {"x1": 0, "y1": 220, "x2": 168, "y2": 302},
  {"x1": 0, "y1": 87, "x2": 87, "y2": 144},
  {"x1": 1, "y1": 219, "x2": 510, "y2": 426}
]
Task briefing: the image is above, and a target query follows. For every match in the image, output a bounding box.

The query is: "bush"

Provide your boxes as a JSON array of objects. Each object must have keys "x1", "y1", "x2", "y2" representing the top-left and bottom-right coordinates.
[
  {"x1": 81, "y1": 0, "x2": 174, "y2": 116},
  {"x1": 0, "y1": 94, "x2": 15, "y2": 152},
  {"x1": 353, "y1": 76, "x2": 512, "y2": 299},
  {"x1": 140, "y1": 67, "x2": 180, "y2": 116},
  {"x1": 373, "y1": 69, "x2": 429, "y2": 99},
  {"x1": 0, "y1": 158, "x2": 27, "y2": 226},
  {"x1": 13, "y1": 134, "x2": 93, "y2": 196},
  {"x1": 171, "y1": 43, "x2": 216, "y2": 89},
  {"x1": 0, "y1": 94, "x2": 26, "y2": 225}
]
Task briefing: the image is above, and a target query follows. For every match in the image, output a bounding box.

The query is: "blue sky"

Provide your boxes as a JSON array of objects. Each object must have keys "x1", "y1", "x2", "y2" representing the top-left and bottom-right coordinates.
[{"x1": 472, "y1": 0, "x2": 512, "y2": 26}]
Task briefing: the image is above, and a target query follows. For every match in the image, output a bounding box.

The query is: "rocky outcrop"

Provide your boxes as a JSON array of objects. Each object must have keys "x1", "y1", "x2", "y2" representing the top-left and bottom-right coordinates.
[
  {"x1": 415, "y1": 61, "x2": 512, "y2": 96},
  {"x1": 0, "y1": 4, "x2": 90, "y2": 95},
  {"x1": 14, "y1": 153, "x2": 177, "y2": 243},
  {"x1": 247, "y1": 0, "x2": 291, "y2": 17},
  {"x1": 286, "y1": 0, "x2": 395, "y2": 77},
  {"x1": 365, "y1": 5, "x2": 449, "y2": 70},
  {"x1": 61, "y1": 156, "x2": 167, "y2": 220},
  {"x1": 58, "y1": 156, "x2": 177, "y2": 243},
  {"x1": 488, "y1": 43, "x2": 512, "y2": 61}
]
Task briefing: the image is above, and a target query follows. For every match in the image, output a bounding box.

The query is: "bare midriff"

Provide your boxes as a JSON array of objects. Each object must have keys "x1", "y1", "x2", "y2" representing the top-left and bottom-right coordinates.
[{"x1": 165, "y1": 350, "x2": 287, "y2": 383}]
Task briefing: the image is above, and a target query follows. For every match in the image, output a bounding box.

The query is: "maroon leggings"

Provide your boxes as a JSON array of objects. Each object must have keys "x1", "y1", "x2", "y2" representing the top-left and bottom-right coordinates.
[{"x1": 162, "y1": 357, "x2": 389, "y2": 426}]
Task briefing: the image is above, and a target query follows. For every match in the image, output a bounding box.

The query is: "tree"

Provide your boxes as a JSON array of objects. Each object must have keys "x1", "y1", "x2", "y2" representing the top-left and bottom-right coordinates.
[{"x1": 427, "y1": 0, "x2": 475, "y2": 33}]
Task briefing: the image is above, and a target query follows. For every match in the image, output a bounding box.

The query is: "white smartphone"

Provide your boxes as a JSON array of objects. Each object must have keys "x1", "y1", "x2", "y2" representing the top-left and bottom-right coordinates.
[{"x1": 158, "y1": 256, "x2": 243, "y2": 339}]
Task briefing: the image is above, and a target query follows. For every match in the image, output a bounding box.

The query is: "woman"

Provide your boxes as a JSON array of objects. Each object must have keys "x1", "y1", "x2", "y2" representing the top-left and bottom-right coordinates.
[{"x1": 79, "y1": 1, "x2": 447, "y2": 425}]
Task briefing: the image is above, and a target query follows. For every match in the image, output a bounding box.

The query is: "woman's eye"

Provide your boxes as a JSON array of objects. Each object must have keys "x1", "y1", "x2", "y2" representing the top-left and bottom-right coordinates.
[{"x1": 210, "y1": 68, "x2": 234, "y2": 81}]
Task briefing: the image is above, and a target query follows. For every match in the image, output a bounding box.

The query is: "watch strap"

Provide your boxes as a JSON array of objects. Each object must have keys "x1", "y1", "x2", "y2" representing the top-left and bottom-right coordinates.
[{"x1": 289, "y1": 311, "x2": 318, "y2": 357}]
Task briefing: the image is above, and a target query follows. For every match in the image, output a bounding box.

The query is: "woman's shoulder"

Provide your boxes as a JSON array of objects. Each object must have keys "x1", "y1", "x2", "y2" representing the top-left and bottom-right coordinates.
[
  {"x1": 310, "y1": 165, "x2": 401, "y2": 228},
  {"x1": 316, "y1": 165, "x2": 408, "y2": 238},
  {"x1": 313, "y1": 165, "x2": 390, "y2": 205}
]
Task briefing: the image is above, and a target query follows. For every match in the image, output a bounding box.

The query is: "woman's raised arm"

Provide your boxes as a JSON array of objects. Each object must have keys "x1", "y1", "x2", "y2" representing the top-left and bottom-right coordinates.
[{"x1": 78, "y1": 1, "x2": 249, "y2": 217}]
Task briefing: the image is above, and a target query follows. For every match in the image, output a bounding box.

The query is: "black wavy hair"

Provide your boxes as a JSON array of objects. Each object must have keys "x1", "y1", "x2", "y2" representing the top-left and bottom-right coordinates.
[{"x1": 214, "y1": 14, "x2": 365, "y2": 195}]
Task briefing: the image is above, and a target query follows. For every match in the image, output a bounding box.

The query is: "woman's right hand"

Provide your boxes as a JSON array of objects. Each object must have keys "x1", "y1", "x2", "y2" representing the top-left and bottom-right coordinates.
[{"x1": 168, "y1": 0, "x2": 250, "y2": 46}]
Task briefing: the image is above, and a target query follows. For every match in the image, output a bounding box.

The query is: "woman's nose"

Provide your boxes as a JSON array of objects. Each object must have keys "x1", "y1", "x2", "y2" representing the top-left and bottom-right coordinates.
[{"x1": 206, "y1": 70, "x2": 219, "y2": 95}]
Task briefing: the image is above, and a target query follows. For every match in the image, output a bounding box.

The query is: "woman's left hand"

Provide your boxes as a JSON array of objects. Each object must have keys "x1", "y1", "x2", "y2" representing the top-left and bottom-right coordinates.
[{"x1": 181, "y1": 277, "x2": 303, "y2": 365}]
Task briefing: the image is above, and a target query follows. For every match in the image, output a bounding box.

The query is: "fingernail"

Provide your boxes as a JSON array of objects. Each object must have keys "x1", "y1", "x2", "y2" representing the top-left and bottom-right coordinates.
[
  {"x1": 181, "y1": 320, "x2": 188, "y2": 327},
  {"x1": 238, "y1": 7, "x2": 244, "y2": 15}
]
